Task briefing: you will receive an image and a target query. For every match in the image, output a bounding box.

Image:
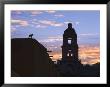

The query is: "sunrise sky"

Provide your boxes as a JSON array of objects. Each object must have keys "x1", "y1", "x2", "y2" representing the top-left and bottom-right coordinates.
[{"x1": 11, "y1": 10, "x2": 100, "y2": 65}]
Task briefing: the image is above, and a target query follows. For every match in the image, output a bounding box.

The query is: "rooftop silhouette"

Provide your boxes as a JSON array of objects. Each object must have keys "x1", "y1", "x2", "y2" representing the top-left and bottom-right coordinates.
[{"x1": 11, "y1": 38, "x2": 59, "y2": 77}]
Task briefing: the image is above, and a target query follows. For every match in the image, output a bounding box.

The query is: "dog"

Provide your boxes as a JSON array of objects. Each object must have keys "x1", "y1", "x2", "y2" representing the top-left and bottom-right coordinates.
[{"x1": 29, "y1": 34, "x2": 33, "y2": 38}]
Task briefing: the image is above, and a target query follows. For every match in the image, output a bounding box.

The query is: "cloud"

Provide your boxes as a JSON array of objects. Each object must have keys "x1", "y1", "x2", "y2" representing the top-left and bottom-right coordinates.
[
  {"x1": 31, "y1": 20, "x2": 47, "y2": 28},
  {"x1": 20, "y1": 21, "x2": 28, "y2": 26},
  {"x1": 64, "y1": 21, "x2": 71, "y2": 24},
  {"x1": 39, "y1": 39, "x2": 100, "y2": 65},
  {"x1": 11, "y1": 19, "x2": 29, "y2": 26},
  {"x1": 31, "y1": 17, "x2": 64, "y2": 28},
  {"x1": 38, "y1": 20, "x2": 63, "y2": 27},
  {"x1": 11, "y1": 20, "x2": 21, "y2": 24},
  {"x1": 30, "y1": 11, "x2": 43, "y2": 16},
  {"x1": 13, "y1": 10, "x2": 56, "y2": 16},
  {"x1": 39, "y1": 36, "x2": 63, "y2": 43},
  {"x1": 31, "y1": 19, "x2": 64, "y2": 27},
  {"x1": 75, "y1": 21, "x2": 80, "y2": 25},
  {"x1": 79, "y1": 45, "x2": 100, "y2": 64},
  {"x1": 51, "y1": 53, "x2": 62, "y2": 60},
  {"x1": 54, "y1": 14, "x2": 64, "y2": 17},
  {"x1": 79, "y1": 33, "x2": 99, "y2": 36},
  {"x1": 12, "y1": 10, "x2": 22, "y2": 14},
  {"x1": 32, "y1": 19, "x2": 37, "y2": 21},
  {"x1": 35, "y1": 24, "x2": 47, "y2": 28},
  {"x1": 11, "y1": 27, "x2": 16, "y2": 32},
  {"x1": 45, "y1": 10, "x2": 56, "y2": 13},
  {"x1": 81, "y1": 58, "x2": 100, "y2": 65},
  {"x1": 39, "y1": 38, "x2": 62, "y2": 43},
  {"x1": 48, "y1": 38, "x2": 62, "y2": 42},
  {"x1": 49, "y1": 44, "x2": 100, "y2": 64},
  {"x1": 31, "y1": 21, "x2": 39, "y2": 25},
  {"x1": 48, "y1": 36, "x2": 62, "y2": 39}
]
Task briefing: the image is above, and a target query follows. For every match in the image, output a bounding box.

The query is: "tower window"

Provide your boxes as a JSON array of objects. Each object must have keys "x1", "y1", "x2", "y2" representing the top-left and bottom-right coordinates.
[
  {"x1": 67, "y1": 53, "x2": 69, "y2": 56},
  {"x1": 67, "y1": 53, "x2": 73, "y2": 57},
  {"x1": 69, "y1": 50, "x2": 71, "y2": 51},
  {"x1": 68, "y1": 39, "x2": 71, "y2": 44}
]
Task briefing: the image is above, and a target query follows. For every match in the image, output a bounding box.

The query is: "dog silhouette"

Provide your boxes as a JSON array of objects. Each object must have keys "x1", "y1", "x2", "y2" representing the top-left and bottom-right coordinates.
[{"x1": 29, "y1": 34, "x2": 33, "y2": 38}]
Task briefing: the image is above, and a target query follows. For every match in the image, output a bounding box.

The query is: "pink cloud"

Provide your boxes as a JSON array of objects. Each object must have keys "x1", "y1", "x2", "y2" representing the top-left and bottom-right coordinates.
[
  {"x1": 11, "y1": 19, "x2": 29, "y2": 27},
  {"x1": 79, "y1": 33, "x2": 99, "y2": 36},
  {"x1": 45, "y1": 10, "x2": 56, "y2": 13},
  {"x1": 64, "y1": 21, "x2": 72, "y2": 24},
  {"x1": 11, "y1": 27, "x2": 16, "y2": 32},
  {"x1": 13, "y1": 10, "x2": 22, "y2": 14},
  {"x1": 35, "y1": 24, "x2": 47, "y2": 28},
  {"x1": 20, "y1": 21, "x2": 28, "y2": 26},
  {"x1": 48, "y1": 36, "x2": 62, "y2": 39},
  {"x1": 39, "y1": 20, "x2": 63, "y2": 27},
  {"x1": 54, "y1": 14, "x2": 64, "y2": 17},
  {"x1": 30, "y1": 11, "x2": 43, "y2": 16}
]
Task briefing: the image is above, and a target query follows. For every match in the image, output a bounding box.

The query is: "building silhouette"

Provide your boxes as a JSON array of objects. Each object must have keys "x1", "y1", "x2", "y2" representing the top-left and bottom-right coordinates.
[
  {"x1": 56, "y1": 23, "x2": 100, "y2": 77},
  {"x1": 11, "y1": 38, "x2": 59, "y2": 77},
  {"x1": 56, "y1": 23, "x2": 82, "y2": 76},
  {"x1": 62, "y1": 23, "x2": 80, "y2": 64}
]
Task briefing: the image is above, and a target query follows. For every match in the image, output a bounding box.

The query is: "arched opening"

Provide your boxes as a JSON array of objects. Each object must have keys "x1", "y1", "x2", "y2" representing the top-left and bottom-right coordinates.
[
  {"x1": 68, "y1": 39, "x2": 71, "y2": 44},
  {"x1": 68, "y1": 38, "x2": 72, "y2": 44}
]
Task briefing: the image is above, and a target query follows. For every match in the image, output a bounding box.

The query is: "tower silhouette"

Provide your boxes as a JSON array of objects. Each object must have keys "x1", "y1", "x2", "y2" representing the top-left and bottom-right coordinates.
[{"x1": 62, "y1": 23, "x2": 79, "y2": 64}]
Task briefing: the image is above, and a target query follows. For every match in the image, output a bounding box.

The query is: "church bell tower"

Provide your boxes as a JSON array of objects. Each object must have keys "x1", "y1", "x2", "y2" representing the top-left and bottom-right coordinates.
[{"x1": 62, "y1": 23, "x2": 79, "y2": 63}]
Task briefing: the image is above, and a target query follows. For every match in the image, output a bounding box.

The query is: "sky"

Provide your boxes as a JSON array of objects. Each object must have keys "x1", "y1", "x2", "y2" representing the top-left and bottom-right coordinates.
[{"x1": 11, "y1": 10, "x2": 100, "y2": 65}]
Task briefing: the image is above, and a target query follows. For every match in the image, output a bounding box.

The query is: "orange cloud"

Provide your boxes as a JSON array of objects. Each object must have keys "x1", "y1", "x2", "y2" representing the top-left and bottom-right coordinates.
[
  {"x1": 48, "y1": 45, "x2": 100, "y2": 65},
  {"x1": 78, "y1": 45, "x2": 100, "y2": 64},
  {"x1": 49, "y1": 53, "x2": 62, "y2": 61}
]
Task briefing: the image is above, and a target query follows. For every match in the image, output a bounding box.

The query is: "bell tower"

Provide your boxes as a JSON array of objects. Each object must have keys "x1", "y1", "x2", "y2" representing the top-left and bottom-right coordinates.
[{"x1": 62, "y1": 23, "x2": 79, "y2": 63}]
